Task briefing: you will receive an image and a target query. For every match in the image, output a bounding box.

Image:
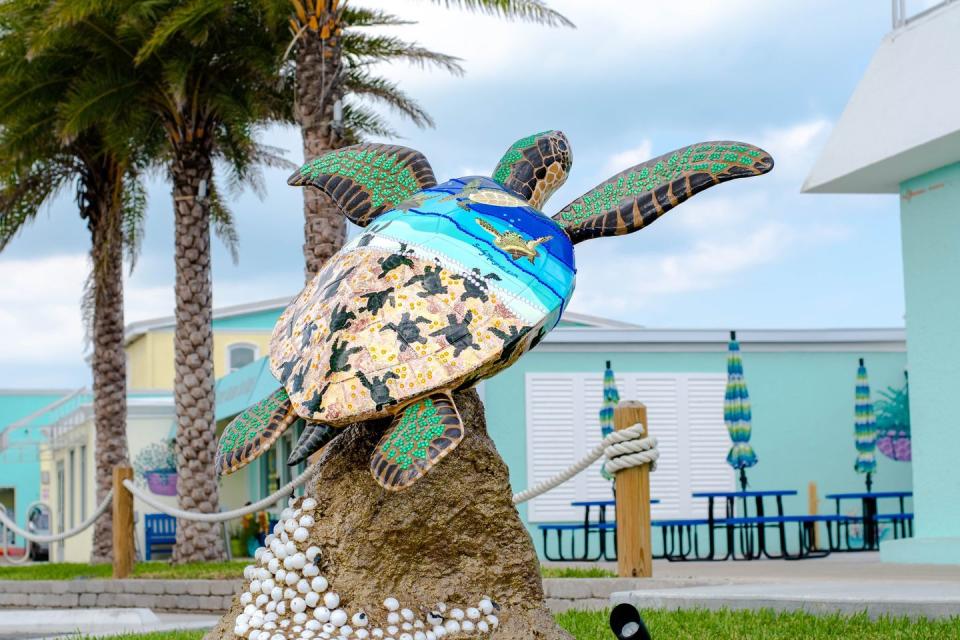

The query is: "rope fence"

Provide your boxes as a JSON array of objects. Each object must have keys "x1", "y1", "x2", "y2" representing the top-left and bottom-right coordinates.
[{"x1": 0, "y1": 411, "x2": 656, "y2": 574}]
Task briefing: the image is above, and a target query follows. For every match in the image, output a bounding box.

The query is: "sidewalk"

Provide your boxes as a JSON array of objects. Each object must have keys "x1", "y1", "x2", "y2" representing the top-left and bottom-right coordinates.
[{"x1": 0, "y1": 609, "x2": 218, "y2": 639}]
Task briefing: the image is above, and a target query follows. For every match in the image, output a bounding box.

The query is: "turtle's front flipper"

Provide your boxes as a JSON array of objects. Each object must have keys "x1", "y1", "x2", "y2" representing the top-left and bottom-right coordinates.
[
  {"x1": 288, "y1": 144, "x2": 437, "y2": 227},
  {"x1": 370, "y1": 391, "x2": 464, "y2": 491},
  {"x1": 553, "y1": 141, "x2": 773, "y2": 244},
  {"x1": 287, "y1": 423, "x2": 340, "y2": 467},
  {"x1": 216, "y1": 387, "x2": 299, "y2": 476}
]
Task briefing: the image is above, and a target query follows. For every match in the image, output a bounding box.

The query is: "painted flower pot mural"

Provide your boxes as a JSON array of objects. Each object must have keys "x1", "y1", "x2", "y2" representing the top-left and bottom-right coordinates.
[
  {"x1": 133, "y1": 440, "x2": 178, "y2": 496},
  {"x1": 875, "y1": 372, "x2": 912, "y2": 462}
]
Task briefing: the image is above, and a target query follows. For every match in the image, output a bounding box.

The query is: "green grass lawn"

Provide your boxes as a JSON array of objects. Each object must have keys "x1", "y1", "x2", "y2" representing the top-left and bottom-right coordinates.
[
  {"x1": 77, "y1": 609, "x2": 960, "y2": 640},
  {"x1": 0, "y1": 561, "x2": 612, "y2": 581},
  {"x1": 0, "y1": 560, "x2": 250, "y2": 581}
]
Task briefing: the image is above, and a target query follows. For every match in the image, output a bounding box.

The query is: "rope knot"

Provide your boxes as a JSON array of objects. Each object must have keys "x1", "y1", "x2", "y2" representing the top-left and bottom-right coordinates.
[{"x1": 602, "y1": 423, "x2": 659, "y2": 475}]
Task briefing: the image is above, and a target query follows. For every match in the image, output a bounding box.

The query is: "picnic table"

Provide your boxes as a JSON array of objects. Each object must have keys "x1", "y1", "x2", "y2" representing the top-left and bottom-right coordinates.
[
  {"x1": 539, "y1": 498, "x2": 659, "y2": 562},
  {"x1": 824, "y1": 491, "x2": 913, "y2": 550},
  {"x1": 693, "y1": 490, "x2": 797, "y2": 560}
]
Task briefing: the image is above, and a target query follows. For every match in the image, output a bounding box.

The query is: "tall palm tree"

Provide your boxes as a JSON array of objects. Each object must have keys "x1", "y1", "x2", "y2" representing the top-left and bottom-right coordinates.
[
  {"x1": 41, "y1": 0, "x2": 293, "y2": 561},
  {"x1": 286, "y1": 0, "x2": 572, "y2": 279},
  {"x1": 0, "y1": 0, "x2": 158, "y2": 562}
]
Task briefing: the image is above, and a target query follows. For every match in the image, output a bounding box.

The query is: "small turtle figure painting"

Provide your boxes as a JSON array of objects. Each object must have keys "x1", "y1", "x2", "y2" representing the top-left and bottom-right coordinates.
[{"x1": 216, "y1": 131, "x2": 773, "y2": 490}]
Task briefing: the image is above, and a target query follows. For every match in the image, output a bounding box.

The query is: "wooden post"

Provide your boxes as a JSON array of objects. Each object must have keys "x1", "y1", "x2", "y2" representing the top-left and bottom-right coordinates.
[
  {"x1": 808, "y1": 481, "x2": 820, "y2": 550},
  {"x1": 112, "y1": 466, "x2": 135, "y2": 579},
  {"x1": 614, "y1": 401, "x2": 652, "y2": 578}
]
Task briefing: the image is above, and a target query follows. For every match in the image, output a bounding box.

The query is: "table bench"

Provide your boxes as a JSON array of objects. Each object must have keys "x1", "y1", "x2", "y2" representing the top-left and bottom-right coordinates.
[{"x1": 144, "y1": 513, "x2": 176, "y2": 560}]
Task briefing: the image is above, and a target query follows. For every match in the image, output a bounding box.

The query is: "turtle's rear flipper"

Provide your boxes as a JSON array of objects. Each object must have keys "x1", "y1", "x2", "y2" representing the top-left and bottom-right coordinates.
[
  {"x1": 216, "y1": 387, "x2": 299, "y2": 476},
  {"x1": 287, "y1": 423, "x2": 339, "y2": 466},
  {"x1": 370, "y1": 391, "x2": 464, "y2": 491}
]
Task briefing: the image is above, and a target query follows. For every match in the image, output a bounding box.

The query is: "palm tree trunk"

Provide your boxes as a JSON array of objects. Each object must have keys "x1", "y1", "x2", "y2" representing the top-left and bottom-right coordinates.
[
  {"x1": 296, "y1": 25, "x2": 346, "y2": 282},
  {"x1": 86, "y1": 169, "x2": 130, "y2": 564},
  {"x1": 171, "y1": 138, "x2": 225, "y2": 562}
]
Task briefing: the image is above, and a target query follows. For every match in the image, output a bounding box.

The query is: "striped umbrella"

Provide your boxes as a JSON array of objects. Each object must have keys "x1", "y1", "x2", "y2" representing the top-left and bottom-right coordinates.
[
  {"x1": 854, "y1": 357, "x2": 878, "y2": 491},
  {"x1": 599, "y1": 360, "x2": 620, "y2": 481},
  {"x1": 725, "y1": 332, "x2": 757, "y2": 490}
]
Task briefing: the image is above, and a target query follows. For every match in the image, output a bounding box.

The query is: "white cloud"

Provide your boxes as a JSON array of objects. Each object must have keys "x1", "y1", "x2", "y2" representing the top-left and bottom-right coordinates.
[{"x1": 602, "y1": 140, "x2": 654, "y2": 175}]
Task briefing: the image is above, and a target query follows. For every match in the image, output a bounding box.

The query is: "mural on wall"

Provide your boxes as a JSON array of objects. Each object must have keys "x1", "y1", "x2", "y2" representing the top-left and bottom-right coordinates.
[
  {"x1": 874, "y1": 372, "x2": 911, "y2": 462},
  {"x1": 133, "y1": 439, "x2": 177, "y2": 496}
]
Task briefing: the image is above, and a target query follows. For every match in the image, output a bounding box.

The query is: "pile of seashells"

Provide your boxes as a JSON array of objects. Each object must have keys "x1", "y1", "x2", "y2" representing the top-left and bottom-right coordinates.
[{"x1": 234, "y1": 496, "x2": 502, "y2": 640}]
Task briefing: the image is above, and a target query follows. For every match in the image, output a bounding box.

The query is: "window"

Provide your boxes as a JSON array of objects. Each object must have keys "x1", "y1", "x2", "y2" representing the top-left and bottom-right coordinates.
[
  {"x1": 228, "y1": 343, "x2": 258, "y2": 373},
  {"x1": 80, "y1": 445, "x2": 87, "y2": 521},
  {"x1": 525, "y1": 372, "x2": 733, "y2": 522}
]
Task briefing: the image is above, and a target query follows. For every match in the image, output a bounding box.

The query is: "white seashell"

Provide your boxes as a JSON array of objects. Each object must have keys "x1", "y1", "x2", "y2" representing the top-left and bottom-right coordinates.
[
  {"x1": 250, "y1": 616, "x2": 265, "y2": 629},
  {"x1": 286, "y1": 572, "x2": 300, "y2": 586},
  {"x1": 271, "y1": 633, "x2": 284, "y2": 640},
  {"x1": 302, "y1": 631, "x2": 315, "y2": 639},
  {"x1": 371, "y1": 628, "x2": 384, "y2": 639},
  {"x1": 281, "y1": 620, "x2": 290, "y2": 628},
  {"x1": 244, "y1": 565, "x2": 255, "y2": 580},
  {"x1": 284, "y1": 556, "x2": 296, "y2": 570},
  {"x1": 306, "y1": 546, "x2": 322, "y2": 562},
  {"x1": 268, "y1": 558, "x2": 281, "y2": 574},
  {"x1": 399, "y1": 635, "x2": 412, "y2": 640},
  {"x1": 249, "y1": 580, "x2": 261, "y2": 594},
  {"x1": 255, "y1": 548, "x2": 265, "y2": 561},
  {"x1": 413, "y1": 621, "x2": 424, "y2": 630},
  {"x1": 263, "y1": 621, "x2": 277, "y2": 631},
  {"x1": 477, "y1": 600, "x2": 493, "y2": 616},
  {"x1": 340, "y1": 625, "x2": 353, "y2": 636},
  {"x1": 387, "y1": 626, "x2": 399, "y2": 636},
  {"x1": 241, "y1": 592, "x2": 254, "y2": 605},
  {"x1": 292, "y1": 597, "x2": 308, "y2": 614},
  {"x1": 466, "y1": 608, "x2": 480, "y2": 621},
  {"x1": 266, "y1": 601, "x2": 277, "y2": 613},
  {"x1": 426, "y1": 632, "x2": 437, "y2": 640},
  {"x1": 275, "y1": 568, "x2": 287, "y2": 582},
  {"x1": 293, "y1": 625, "x2": 303, "y2": 633},
  {"x1": 302, "y1": 498, "x2": 318, "y2": 510},
  {"x1": 444, "y1": 620, "x2": 460, "y2": 634},
  {"x1": 261, "y1": 579, "x2": 275, "y2": 593},
  {"x1": 265, "y1": 612, "x2": 278, "y2": 623},
  {"x1": 291, "y1": 553, "x2": 308, "y2": 570},
  {"x1": 305, "y1": 592, "x2": 321, "y2": 608},
  {"x1": 414, "y1": 633, "x2": 426, "y2": 640},
  {"x1": 426, "y1": 612, "x2": 443, "y2": 626},
  {"x1": 352, "y1": 612, "x2": 369, "y2": 627},
  {"x1": 383, "y1": 597, "x2": 400, "y2": 611},
  {"x1": 387, "y1": 613, "x2": 400, "y2": 625},
  {"x1": 435, "y1": 604, "x2": 447, "y2": 614},
  {"x1": 257, "y1": 567, "x2": 271, "y2": 582},
  {"x1": 485, "y1": 615, "x2": 498, "y2": 629},
  {"x1": 300, "y1": 514, "x2": 315, "y2": 528},
  {"x1": 312, "y1": 576, "x2": 329, "y2": 593},
  {"x1": 450, "y1": 609, "x2": 464, "y2": 621},
  {"x1": 234, "y1": 624, "x2": 249, "y2": 636},
  {"x1": 462, "y1": 620, "x2": 475, "y2": 634},
  {"x1": 282, "y1": 532, "x2": 290, "y2": 544},
  {"x1": 294, "y1": 527, "x2": 310, "y2": 542},
  {"x1": 401, "y1": 609, "x2": 415, "y2": 622},
  {"x1": 295, "y1": 612, "x2": 309, "y2": 625},
  {"x1": 323, "y1": 623, "x2": 338, "y2": 634},
  {"x1": 324, "y1": 592, "x2": 341, "y2": 609},
  {"x1": 265, "y1": 534, "x2": 276, "y2": 546},
  {"x1": 275, "y1": 546, "x2": 288, "y2": 560},
  {"x1": 285, "y1": 587, "x2": 298, "y2": 600},
  {"x1": 476, "y1": 621, "x2": 488, "y2": 634},
  {"x1": 356, "y1": 630, "x2": 370, "y2": 640},
  {"x1": 255, "y1": 594, "x2": 269, "y2": 608},
  {"x1": 432, "y1": 626, "x2": 446, "y2": 639},
  {"x1": 307, "y1": 620, "x2": 322, "y2": 631},
  {"x1": 401, "y1": 623, "x2": 413, "y2": 632},
  {"x1": 313, "y1": 606, "x2": 331, "y2": 622},
  {"x1": 286, "y1": 540, "x2": 298, "y2": 556},
  {"x1": 271, "y1": 586, "x2": 284, "y2": 602},
  {"x1": 237, "y1": 614, "x2": 251, "y2": 626},
  {"x1": 281, "y1": 508, "x2": 295, "y2": 520},
  {"x1": 303, "y1": 564, "x2": 320, "y2": 578},
  {"x1": 285, "y1": 518, "x2": 298, "y2": 533},
  {"x1": 244, "y1": 604, "x2": 258, "y2": 616},
  {"x1": 276, "y1": 602, "x2": 286, "y2": 616},
  {"x1": 330, "y1": 609, "x2": 348, "y2": 627},
  {"x1": 273, "y1": 522, "x2": 284, "y2": 535}
]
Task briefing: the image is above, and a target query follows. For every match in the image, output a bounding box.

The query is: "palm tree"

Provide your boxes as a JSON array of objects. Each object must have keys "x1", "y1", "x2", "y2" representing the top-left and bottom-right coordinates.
[
  {"x1": 285, "y1": 1, "x2": 572, "y2": 279},
  {"x1": 0, "y1": 0, "x2": 158, "y2": 562},
  {"x1": 39, "y1": 0, "x2": 293, "y2": 561}
]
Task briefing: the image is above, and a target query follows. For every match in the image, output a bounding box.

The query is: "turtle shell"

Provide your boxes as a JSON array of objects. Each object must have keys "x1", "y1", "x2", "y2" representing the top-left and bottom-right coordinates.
[{"x1": 271, "y1": 176, "x2": 577, "y2": 424}]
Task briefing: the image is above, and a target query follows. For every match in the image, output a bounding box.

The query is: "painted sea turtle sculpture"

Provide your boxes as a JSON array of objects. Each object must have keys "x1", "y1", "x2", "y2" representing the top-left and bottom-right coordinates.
[{"x1": 216, "y1": 131, "x2": 773, "y2": 490}]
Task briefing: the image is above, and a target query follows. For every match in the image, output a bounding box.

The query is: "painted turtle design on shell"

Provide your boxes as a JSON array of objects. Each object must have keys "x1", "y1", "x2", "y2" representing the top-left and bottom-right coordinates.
[{"x1": 216, "y1": 131, "x2": 774, "y2": 490}]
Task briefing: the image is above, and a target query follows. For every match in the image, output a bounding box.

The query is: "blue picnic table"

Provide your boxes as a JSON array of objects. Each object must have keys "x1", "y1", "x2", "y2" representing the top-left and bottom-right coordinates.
[
  {"x1": 824, "y1": 491, "x2": 913, "y2": 550},
  {"x1": 693, "y1": 490, "x2": 797, "y2": 560},
  {"x1": 539, "y1": 498, "x2": 659, "y2": 562}
]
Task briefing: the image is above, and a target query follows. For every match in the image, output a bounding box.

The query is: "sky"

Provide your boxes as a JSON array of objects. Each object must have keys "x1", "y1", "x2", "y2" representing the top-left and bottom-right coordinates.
[{"x1": 0, "y1": 0, "x2": 924, "y2": 388}]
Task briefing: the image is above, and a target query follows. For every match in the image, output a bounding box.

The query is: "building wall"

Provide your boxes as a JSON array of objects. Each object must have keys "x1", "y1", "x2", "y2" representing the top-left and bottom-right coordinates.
[
  {"x1": 127, "y1": 331, "x2": 273, "y2": 391},
  {"x1": 898, "y1": 162, "x2": 960, "y2": 541},
  {"x1": 482, "y1": 345, "x2": 911, "y2": 555}
]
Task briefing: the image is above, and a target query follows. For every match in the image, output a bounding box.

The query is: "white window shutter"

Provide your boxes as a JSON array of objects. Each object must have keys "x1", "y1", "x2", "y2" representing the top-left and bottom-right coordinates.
[
  {"x1": 525, "y1": 375, "x2": 578, "y2": 521},
  {"x1": 687, "y1": 375, "x2": 736, "y2": 518}
]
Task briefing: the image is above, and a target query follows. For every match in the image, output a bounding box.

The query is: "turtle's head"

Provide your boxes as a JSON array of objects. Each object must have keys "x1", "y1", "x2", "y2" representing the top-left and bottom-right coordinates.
[{"x1": 492, "y1": 130, "x2": 572, "y2": 211}]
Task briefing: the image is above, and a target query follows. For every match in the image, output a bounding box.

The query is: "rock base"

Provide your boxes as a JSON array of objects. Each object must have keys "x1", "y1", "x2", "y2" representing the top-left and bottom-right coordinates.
[{"x1": 207, "y1": 389, "x2": 571, "y2": 640}]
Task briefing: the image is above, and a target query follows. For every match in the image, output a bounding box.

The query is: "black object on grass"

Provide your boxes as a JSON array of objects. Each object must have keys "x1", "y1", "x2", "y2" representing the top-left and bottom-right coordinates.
[{"x1": 610, "y1": 603, "x2": 651, "y2": 640}]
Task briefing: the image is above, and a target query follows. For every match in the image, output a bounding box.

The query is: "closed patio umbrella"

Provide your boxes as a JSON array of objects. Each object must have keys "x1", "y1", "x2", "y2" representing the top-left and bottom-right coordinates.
[
  {"x1": 600, "y1": 360, "x2": 620, "y2": 481},
  {"x1": 854, "y1": 357, "x2": 878, "y2": 491},
  {"x1": 725, "y1": 331, "x2": 757, "y2": 490}
]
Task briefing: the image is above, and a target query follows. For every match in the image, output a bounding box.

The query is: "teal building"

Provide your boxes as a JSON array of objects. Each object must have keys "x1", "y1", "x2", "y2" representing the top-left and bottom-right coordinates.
[{"x1": 804, "y1": 0, "x2": 960, "y2": 564}]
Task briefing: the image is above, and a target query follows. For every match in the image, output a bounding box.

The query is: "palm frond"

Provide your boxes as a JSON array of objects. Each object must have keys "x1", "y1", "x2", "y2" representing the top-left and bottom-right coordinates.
[
  {"x1": 343, "y1": 70, "x2": 433, "y2": 129},
  {"x1": 341, "y1": 7, "x2": 414, "y2": 28},
  {"x1": 208, "y1": 178, "x2": 239, "y2": 264},
  {"x1": 121, "y1": 172, "x2": 148, "y2": 272},
  {"x1": 341, "y1": 103, "x2": 399, "y2": 143},
  {"x1": 342, "y1": 33, "x2": 464, "y2": 76},
  {"x1": 424, "y1": 0, "x2": 574, "y2": 27}
]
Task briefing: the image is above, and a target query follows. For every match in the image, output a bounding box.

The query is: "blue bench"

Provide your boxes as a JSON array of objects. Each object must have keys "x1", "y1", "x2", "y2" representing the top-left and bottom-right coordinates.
[
  {"x1": 144, "y1": 514, "x2": 176, "y2": 560},
  {"x1": 874, "y1": 512, "x2": 914, "y2": 539}
]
